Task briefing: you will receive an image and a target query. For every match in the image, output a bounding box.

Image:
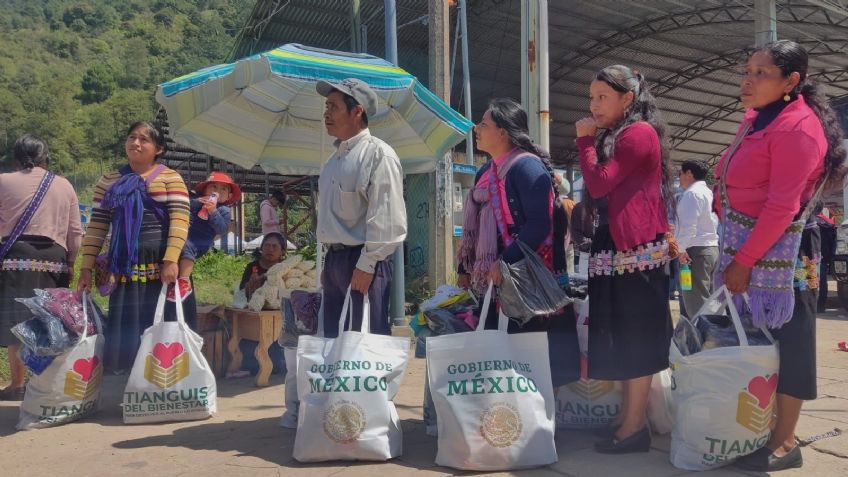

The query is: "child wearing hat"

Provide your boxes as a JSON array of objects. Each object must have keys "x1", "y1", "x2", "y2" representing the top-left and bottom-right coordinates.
[{"x1": 168, "y1": 171, "x2": 242, "y2": 301}]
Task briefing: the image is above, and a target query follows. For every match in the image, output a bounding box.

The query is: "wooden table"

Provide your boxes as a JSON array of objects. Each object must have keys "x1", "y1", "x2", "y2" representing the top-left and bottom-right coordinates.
[{"x1": 224, "y1": 308, "x2": 283, "y2": 387}]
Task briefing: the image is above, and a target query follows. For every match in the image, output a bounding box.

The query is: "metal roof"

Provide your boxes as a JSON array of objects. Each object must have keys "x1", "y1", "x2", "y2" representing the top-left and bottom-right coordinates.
[{"x1": 229, "y1": 0, "x2": 848, "y2": 167}]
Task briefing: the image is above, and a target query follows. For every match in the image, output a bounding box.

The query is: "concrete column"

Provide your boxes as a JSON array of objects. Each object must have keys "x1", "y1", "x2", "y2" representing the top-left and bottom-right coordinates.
[
  {"x1": 428, "y1": 0, "x2": 452, "y2": 289},
  {"x1": 521, "y1": 0, "x2": 550, "y2": 149}
]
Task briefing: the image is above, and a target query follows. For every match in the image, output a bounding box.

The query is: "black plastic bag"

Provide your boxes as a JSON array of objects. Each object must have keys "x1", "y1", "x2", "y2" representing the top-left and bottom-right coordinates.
[
  {"x1": 673, "y1": 315, "x2": 703, "y2": 357},
  {"x1": 696, "y1": 314, "x2": 772, "y2": 350},
  {"x1": 498, "y1": 239, "x2": 571, "y2": 324}
]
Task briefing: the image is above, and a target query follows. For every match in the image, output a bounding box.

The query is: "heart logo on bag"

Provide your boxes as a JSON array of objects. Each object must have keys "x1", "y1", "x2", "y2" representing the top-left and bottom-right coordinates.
[
  {"x1": 73, "y1": 356, "x2": 101, "y2": 382},
  {"x1": 735, "y1": 373, "x2": 778, "y2": 434},
  {"x1": 152, "y1": 342, "x2": 185, "y2": 369},
  {"x1": 747, "y1": 374, "x2": 779, "y2": 409},
  {"x1": 64, "y1": 356, "x2": 103, "y2": 400},
  {"x1": 144, "y1": 342, "x2": 190, "y2": 389}
]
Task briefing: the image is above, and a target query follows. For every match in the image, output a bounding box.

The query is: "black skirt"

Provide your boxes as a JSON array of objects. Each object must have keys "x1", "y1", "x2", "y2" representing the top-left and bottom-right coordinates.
[
  {"x1": 769, "y1": 224, "x2": 820, "y2": 400},
  {"x1": 483, "y1": 295, "x2": 581, "y2": 388},
  {"x1": 587, "y1": 226, "x2": 673, "y2": 380},
  {"x1": 0, "y1": 236, "x2": 70, "y2": 347},
  {"x1": 103, "y1": 211, "x2": 195, "y2": 371}
]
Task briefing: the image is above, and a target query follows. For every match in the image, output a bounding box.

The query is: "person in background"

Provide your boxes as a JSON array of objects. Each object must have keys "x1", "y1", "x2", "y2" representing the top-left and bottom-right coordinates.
[
  {"x1": 555, "y1": 173, "x2": 576, "y2": 275},
  {"x1": 676, "y1": 159, "x2": 719, "y2": 317},
  {"x1": 239, "y1": 232, "x2": 286, "y2": 300},
  {"x1": 716, "y1": 41, "x2": 846, "y2": 472},
  {"x1": 232, "y1": 231, "x2": 287, "y2": 378},
  {"x1": 77, "y1": 121, "x2": 190, "y2": 373},
  {"x1": 816, "y1": 208, "x2": 836, "y2": 313},
  {"x1": 168, "y1": 171, "x2": 241, "y2": 301},
  {"x1": 316, "y1": 78, "x2": 406, "y2": 338},
  {"x1": 570, "y1": 200, "x2": 596, "y2": 255},
  {"x1": 576, "y1": 64, "x2": 674, "y2": 454},
  {"x1": 0, "y1": 135, "x2": 83, "y2": 400},
  {"x1": 260, "y1": 190, "x2": 286, "y2": 235}
]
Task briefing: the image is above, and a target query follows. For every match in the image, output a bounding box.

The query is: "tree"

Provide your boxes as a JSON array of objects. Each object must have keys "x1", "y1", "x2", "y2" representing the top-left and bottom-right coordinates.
[{"x1": 78, "y1": 63, "x2": 116, "y2": 104}]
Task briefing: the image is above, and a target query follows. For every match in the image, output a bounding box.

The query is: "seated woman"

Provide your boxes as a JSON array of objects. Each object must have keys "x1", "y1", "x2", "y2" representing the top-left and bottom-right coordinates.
[
  {"x1": 229, "y1": 232, "x2": 287, "y2": 378},
  {"x1": 240, "y1": 232, "x2": 286, "y2": 299}
]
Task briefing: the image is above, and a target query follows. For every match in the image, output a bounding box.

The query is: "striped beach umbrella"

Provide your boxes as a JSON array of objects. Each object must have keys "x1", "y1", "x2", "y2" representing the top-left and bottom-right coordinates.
[{"x1": 156, "y1": 43, "x2": 473, "y2": 175}]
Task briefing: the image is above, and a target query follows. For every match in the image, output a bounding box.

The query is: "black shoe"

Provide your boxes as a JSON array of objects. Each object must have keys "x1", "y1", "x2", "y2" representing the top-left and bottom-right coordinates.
[
  {"x1": 735, "y1": 445, "x2": 803, "y2": 471},
  {"x1": 593, "y1": 423, "x2": 621, "y2": 439},
  {"x1": 594, "y1": 426, "x2": 651, "y2": 454},
  {"x1": 0, "y1": 386, "x2": 26, "y2": 401}
]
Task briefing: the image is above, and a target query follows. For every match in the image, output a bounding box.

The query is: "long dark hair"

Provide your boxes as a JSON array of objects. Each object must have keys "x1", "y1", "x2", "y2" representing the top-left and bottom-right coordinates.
[
  {"x1": 591, "y1": 65, "x2": 675, "y2": 219},
  {"x1": 486, "y1": 98, "x2": 568, "y2": 272},
  {"x1": 758, "y1": 40, "x2": 847, "y2": 191},
  {"x1": 14, "y1": 134, "x2": 49, "y2": 170}
]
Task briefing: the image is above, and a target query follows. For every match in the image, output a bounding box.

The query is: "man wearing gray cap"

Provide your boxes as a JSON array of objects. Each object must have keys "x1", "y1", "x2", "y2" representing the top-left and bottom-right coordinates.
[{"x1": 315, "y1": 78, "x2": 407, "y2": 338}]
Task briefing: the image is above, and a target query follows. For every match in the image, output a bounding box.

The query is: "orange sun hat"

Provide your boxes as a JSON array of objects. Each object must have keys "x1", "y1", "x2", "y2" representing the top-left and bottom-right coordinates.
[{"x1": 193, "y1": 171, "x2": 242, "y2": 205}]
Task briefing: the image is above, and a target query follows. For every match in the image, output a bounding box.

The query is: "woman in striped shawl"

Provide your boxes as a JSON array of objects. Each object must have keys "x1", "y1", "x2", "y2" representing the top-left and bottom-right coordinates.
[{"x1": 77, "y1": 121, "x2": 190, "y2": 373}]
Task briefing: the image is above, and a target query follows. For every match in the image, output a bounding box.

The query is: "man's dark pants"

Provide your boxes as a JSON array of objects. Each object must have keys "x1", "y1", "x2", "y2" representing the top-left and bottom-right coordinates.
[{"x1": 322, "y1": 245, "x2": 394, "y2": 338}]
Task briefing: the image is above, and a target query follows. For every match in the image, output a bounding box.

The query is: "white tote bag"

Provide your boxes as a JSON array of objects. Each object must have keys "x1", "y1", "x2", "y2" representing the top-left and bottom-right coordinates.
[
  {"x1": 122, "y1": 284, "x2": 217, "y2": 424},
  {"x1": 555, "y1": 297, "x2": 621, "y2": 429},
  {"x1": 18, "y1": 292, "x2": 105, "y2": 430},
  {"x1": 426, "y1": 283, "x2": 557, "y2": 471},
  {"x1": 669, "y1": 286, "x2": 779, "y2": 470},
  {"x1": 647, "y1": 369, "x2": 675, "y2": 435},
  {"x1": 293, "y1": 289, "x2": 411, "y2": 462}
]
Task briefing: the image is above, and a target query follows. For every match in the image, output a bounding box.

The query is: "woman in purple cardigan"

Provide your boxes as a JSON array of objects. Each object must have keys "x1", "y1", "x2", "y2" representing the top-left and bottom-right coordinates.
[{"x1": 575, "y1": 65, "x2": 674, "y2": 454}]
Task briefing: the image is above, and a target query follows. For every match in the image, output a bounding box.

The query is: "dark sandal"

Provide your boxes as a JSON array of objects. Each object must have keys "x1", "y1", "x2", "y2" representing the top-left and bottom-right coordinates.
[{"x1": 0, "y1": 386, "x2": 26, "y2": 401}]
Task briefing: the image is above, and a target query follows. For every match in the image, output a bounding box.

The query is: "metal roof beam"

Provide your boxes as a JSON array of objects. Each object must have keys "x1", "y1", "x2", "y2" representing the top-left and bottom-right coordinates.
[
  {"x1": 547, "y1": 3, "x2": 847, "y2": 89},
  {"x1": 669, "y1": 66, "x2": 848, "y2": 152},
  {"x1": 652, "y1": 38, "x2": 848, "y2": 98}
]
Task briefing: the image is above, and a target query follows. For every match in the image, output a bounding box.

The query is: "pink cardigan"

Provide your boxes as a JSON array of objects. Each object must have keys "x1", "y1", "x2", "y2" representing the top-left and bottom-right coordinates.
[
  {"x1": 0, "y1": 167, "x2": 83, "y2": 260},
  {"x1": 577, "y1": 121, "x2": 669, "y2": 251},
  {"x1": 714, "y1": 96, "x2": 826, "y2": 268}
]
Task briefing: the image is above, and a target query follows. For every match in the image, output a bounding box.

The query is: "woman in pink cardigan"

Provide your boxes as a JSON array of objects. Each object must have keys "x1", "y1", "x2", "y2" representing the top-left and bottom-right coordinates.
[
  {"x1": 0, "y1": 135, "x2": 83, "y2": 400},
  {"x1": 575, "y1": 65, "x2": 675, "y2": 454},
  {"x1": 720, "y1": 41, "x2": 846, "y2": 472}
]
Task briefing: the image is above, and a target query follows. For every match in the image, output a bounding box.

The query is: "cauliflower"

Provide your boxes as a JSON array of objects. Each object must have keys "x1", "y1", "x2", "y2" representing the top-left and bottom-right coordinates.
[
  {"x1": 268, "y1": 255, "x2": 302, "y2": 277},
  {"x1": 305, "y1": 269, "x2": 317, "y2": 279},
  {"x1": 265, "y1": 273, "x2": 284, "y2": 288},
  {"x1": 284, "y1": 268, "x2": 304, "y2": 278},
  {"x1": 248, "y1": 288, "x2": 267, "y2": 311},
  {"x1": 284, "y1": 277, "x2": 304, "y2": 289},
  {"x1": 296, "y1": 260, "x2": 315, "y2": 271}
]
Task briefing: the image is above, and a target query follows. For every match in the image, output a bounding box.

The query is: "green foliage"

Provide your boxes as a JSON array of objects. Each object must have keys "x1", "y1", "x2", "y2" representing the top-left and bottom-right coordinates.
[
  {"x1": 0, "y1": 0, "x2": 254, "y2": 196},
  {"x1": 191, "y1": 249, "x2": 252, "y2": 306},
  {"x1": 0, "y1": 347, "x2": 9, "y2": 383},
  {"x1": 78, "y1": 63, "x2": 116, "y2": 104}
]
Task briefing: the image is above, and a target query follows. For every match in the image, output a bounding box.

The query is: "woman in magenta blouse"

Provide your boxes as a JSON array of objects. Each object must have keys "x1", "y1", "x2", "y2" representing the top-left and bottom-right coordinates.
[
  {"x1": 720, "y1": 41, "x2": 846, "y2": 472},
  {"x1": 575, "y1": 65, "x2": 675, "y2": 454}
]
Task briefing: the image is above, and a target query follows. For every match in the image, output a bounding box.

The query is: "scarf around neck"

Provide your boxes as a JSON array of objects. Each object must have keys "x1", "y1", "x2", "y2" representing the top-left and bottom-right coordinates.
[{"x1": 101, "y1": 164, "x2": 166, "y2": 275}]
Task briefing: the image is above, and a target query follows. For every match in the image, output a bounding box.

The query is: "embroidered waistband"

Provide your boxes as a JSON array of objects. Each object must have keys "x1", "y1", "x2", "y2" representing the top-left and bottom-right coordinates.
[
  {"x1": 589, "y1": 240, "x2": 669, "y2": 277},
  {"x1": 116, "y1": 263, "x2": 161, "y2": 283},
  {"x1": 1, "y1": 258, "x2": 68, "y2": 274}
]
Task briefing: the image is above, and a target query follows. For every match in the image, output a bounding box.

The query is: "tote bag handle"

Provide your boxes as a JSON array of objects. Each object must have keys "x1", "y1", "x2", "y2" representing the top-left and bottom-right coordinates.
[
  {"x1": 152, "y1": 282, "x2": 188, "y2": 327},
  {"x1": 475, "y1": 281, "x2": 509, "y2": 332},
  {"x1": 337, "y1": 286, "x2": 372, "y2": 334},
  {"x1": 79, "y1": 290, "x2": 104, "y2": 340}
]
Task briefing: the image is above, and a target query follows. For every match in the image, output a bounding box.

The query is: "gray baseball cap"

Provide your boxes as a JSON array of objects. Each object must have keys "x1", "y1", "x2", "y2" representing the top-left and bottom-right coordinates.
[{"x1": 316, "y1": 78, "x2": 379, "y2": 117}]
